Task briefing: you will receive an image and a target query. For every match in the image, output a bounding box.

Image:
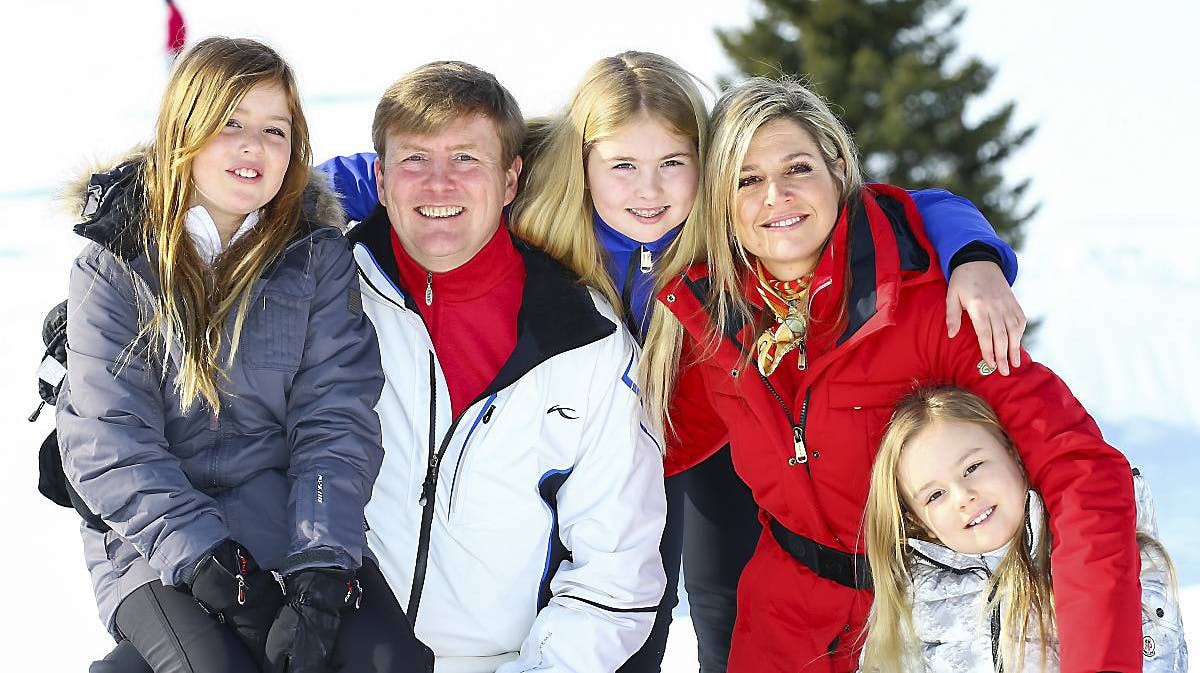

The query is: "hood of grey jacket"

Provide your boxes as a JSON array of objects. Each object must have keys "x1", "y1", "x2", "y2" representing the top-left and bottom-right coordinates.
[{"x1": 56, "y1": 154, "x2": 386, "y2": 632}]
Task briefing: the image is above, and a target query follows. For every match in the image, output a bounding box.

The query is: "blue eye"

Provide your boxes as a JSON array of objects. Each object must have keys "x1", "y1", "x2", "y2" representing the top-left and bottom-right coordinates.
[
  {"x1": 737, "y1": 175, "x2": 761, "y2": 189},
  {"x1": 613, "y1": 162, "x2": 635, "y2": 171},
  {"x1": 264, "y1": 127, "x2": 287, "y2": 138},
  {"x1": 224, "y1": 119, "x2": 242, "y2": 129},
  {"x1": 454, "y1": 153, "x2": 477, "y2": 163},
  {"x1": 402, "y1": 154, "x2": 425, "y2": 162},
  {"x1": 662, "y1": 159, "x2": 685, "y2": 168},
  {"x1": 788, "y1": 162, "x2": 814, "y2": 175}
]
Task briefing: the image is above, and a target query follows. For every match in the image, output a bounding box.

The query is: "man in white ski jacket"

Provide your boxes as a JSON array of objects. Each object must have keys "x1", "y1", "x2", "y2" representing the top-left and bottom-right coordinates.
[{"x1": 346, "y1": 61, "x2": 668, "y2": 673}]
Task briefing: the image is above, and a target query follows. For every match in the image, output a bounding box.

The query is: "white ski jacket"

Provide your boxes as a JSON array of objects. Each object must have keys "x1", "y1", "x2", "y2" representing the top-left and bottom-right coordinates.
[
  {"x1": 348, "y1": 212, "x2": 668, "y2": 673},
  {"x1": 900, "y1": 479, "x2": 1186, "y2": 673}
]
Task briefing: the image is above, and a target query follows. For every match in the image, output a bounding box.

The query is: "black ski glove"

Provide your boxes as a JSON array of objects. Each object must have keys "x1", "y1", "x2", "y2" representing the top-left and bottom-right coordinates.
[
  {"x1": 187, "y1": 539, "x2": 286, "y2": 666},
  {"x1": 265, "y1": 568, "x2": 362, "y2": 673}
]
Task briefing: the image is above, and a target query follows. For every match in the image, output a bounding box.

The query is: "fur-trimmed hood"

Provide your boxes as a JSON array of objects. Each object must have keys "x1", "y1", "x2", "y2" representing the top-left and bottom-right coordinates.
[{"x1": 63, "y1": 149, "x2": 346, "y2": 260}]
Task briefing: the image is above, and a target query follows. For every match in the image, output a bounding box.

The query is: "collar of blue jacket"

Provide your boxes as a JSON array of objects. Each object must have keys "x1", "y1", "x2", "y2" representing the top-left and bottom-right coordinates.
[{"x1": 592, "y1": 210, "x2": 682, "y2": 339}]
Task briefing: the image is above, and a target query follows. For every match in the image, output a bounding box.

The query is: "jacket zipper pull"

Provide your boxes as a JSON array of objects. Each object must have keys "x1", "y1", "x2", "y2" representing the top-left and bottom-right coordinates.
[
  {"x1": 639, "y1": 246, "x2": 652, "y2": 273},
  {"x1": 210, "y1": 410, "x2": 219, "y2": 431},
  {"x1": 798, "y1": 339, "x2": 807, "y2": 371},
  {"x1": 788, "y1": 425, "x2": 808, "y2": 466},
  {"x1": 425, "y1": 271, "x2": 433, "y2": 306},
  {"x1": 418, "y1": 454, "x2": 440, "y2": 506}
]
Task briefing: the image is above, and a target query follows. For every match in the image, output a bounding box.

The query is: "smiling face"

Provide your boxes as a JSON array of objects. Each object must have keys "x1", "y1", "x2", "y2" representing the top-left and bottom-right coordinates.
[
  {"x1": 897, "y1": 419, "x2": 1028, "y2": 555},
  {"x1": 374, "y1": 114, "x2": 521, "y2": 272},
  {"x1": 733, "y1": 117, "x2": 844, "y2": 281},
  {"x1": 585, "y1": 112, "x2": 699, "y2": 243},
  {"x1": 190, "y1": 83, "x2": 292, "y2": 234}
]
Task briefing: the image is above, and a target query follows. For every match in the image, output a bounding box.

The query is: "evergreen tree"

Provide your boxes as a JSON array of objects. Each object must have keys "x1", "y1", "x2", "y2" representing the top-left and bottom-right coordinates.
[{"x1": 717, "y1": 0, "x2": 1035, "y2": 247}]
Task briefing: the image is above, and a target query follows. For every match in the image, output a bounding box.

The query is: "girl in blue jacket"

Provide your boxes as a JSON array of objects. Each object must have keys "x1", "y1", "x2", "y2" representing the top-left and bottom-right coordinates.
[{"x1": 319, "y1": 51, "x2": 1025, "y2": 673}]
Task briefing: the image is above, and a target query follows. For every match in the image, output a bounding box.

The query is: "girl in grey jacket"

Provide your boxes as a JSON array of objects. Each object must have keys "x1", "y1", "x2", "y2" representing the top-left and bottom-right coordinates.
[
  {"x1": 859, "y1": 387, "x2": 1186, "y2": 673},
  {"x1": 56, "y1": 37, "x2": 430, "y2": 673}
]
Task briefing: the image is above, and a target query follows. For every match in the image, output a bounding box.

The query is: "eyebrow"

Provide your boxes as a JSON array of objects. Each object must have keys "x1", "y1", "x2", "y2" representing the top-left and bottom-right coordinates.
[
  {"x1": 605, "y1": 151, "x2": 694, "y2": 162},
  {"x1": 232, "y1": 107, "x2": 292, "y2": 125},
  {"x1": 740, "y1": 151, "x2": 817, "y2": 173},
  {"x1": 910, "y1": 446, "x2": 987, "y2": 498},
  {"x1": 392, "y1": 142, "x2": 485, "y2": 154}
]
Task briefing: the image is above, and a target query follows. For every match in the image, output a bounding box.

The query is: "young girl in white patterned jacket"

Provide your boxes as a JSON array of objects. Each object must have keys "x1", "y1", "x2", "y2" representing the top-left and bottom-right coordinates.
[{"x1": 860, "y1": 386, "x2": 1187, "y2": 672}]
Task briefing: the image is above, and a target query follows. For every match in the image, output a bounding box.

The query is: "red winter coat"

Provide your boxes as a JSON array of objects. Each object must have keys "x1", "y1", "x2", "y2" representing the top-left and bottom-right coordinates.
[{"x1": 661, "y1": 184, "x2": 1142, "y2": 673}]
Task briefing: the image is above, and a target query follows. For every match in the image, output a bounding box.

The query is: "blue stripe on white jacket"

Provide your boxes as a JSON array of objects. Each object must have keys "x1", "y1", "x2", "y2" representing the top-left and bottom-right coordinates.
[{"x1": 347, "y1": 208, "x2": 668, "y2": 673}]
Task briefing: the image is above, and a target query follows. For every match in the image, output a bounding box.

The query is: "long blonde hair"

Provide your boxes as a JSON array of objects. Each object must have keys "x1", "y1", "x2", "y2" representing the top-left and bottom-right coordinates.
[
  {"x1": 509, "y1": 51, "x2": 710, "y2": 313},
  {"x1": 140, "y1": 37, "x2": 312, "y2": 413},
  {"x1": 641, "y1": 75, "x2": 862, "y2": 432},
  {"x1": 861, "y1": 386, "x2": 1054, "y2": 673}
]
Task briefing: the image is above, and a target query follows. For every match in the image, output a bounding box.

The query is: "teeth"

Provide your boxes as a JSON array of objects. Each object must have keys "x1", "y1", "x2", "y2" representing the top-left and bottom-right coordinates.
[
  {"x1": 629, "y1": 207, "x2": 667, "y2": 218},
  {"x1": 233, "y1": 168, "x2": 259, "y2": 178},
  {"x1": 765, "y1": 216, "x2": 802, "y2": 228},
  {"x1": 417, "y1": 206, "x2": 464, "y2": 218},
  {"x1": 968, "y1": 506, "x2": 994, "y2": 527}
]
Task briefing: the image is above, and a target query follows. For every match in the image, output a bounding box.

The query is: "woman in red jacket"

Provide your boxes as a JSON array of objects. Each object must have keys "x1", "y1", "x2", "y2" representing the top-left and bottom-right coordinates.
[{"x1": 639, "y1": 76, "x2": 1143, "y2": 673}]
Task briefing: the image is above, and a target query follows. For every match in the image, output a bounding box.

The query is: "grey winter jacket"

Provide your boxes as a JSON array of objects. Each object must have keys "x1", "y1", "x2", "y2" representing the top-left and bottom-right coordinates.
[
  {"x1": 55, "y1": 158, "x2": 386, "y2": 631},
  {"x1": 902, "y1": 482, "x2": 1187, "y2": 672}
]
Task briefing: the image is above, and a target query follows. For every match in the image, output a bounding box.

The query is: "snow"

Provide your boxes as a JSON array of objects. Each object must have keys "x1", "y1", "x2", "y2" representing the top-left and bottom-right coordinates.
[{"x1": 1, "y1": 0, "x2": 1196, "y2": 670}]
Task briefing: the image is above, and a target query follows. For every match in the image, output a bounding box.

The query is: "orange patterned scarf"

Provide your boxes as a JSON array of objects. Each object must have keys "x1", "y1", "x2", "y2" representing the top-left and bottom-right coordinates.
[{"x1": 754, "y1": 258, "x2": 813, "y2": 376}]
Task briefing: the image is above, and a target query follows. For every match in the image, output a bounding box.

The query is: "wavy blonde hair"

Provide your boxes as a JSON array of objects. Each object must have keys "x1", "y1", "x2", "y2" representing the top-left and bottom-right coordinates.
[
  {"x1": 861, "y1": 386, "x2": 1054, "y2": 673},
  {"x1": 509, "y1": 51, "x2": 710, "y2": 315},
  {"x1": 641, "y1": 75, "x2": 862, "y2": 432},
  {"x1": 140, "y1": 37, "x2": 311, "y2": 413}
]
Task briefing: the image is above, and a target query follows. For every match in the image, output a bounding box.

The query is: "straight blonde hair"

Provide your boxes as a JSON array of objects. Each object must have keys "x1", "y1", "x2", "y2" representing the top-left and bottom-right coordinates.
[
  {"x1": 641, "y1": 75, "x2": 862, "y2": 434},
  {"x1": 861, "y1": 386, "x2": 1054, "y2": 673},
  {"x1": 140, "y1": 37, "x2": 312, "y2": 413},
  {"x1": 509, "y1": 51, "x2": 710, "y2": 315}
]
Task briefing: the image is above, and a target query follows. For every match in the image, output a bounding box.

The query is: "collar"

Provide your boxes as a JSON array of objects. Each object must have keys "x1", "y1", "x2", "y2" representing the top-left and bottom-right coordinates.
[
  {"x1": 390, "y1": 217, "x2": 523, "y2": 303},
  {"x1": 185, "y1": 206, "x2": 260, "y2": 266},
  {"x1": 592, "y1": 210, "x2": 682, "y2": 255}
]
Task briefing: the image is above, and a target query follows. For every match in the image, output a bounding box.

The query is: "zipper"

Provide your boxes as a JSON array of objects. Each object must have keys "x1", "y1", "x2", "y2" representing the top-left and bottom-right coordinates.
[
  {"x1": 760, "y1": 374, "x2": 811, "y2": 469},
  {"x1": 620, "y1": 250, "x2": 640, "y2": 334},
  {"x1": 407, "y1": 356, "x2": 499, "y2": 622},
  {"x1": 424, "y1": 271, "x2": 433, "y2": 306},
  {"x1": 639, "y1": 245, "x2": 652, "y2": 273},
  {"x1": 988, "y1": 582, "x2": 1002, "y2": 672},
  {"x1": 449, "y1": 397, "x2": 498, "y2": 519},
  {"x1": 407, "y1": 352, "x2": 441, "y2": 623}
]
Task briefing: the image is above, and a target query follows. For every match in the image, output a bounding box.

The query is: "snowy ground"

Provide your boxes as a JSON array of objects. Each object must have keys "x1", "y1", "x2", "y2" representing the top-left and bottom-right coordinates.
[{"x1": 2, "y1": 1, "x2": 1197, "y2": 670}]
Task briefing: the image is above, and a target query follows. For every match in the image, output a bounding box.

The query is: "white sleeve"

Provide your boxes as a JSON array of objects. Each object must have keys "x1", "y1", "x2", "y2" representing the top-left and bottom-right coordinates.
[{"x1": 496, "y1": 333, "x2": 668, "y2": 673}]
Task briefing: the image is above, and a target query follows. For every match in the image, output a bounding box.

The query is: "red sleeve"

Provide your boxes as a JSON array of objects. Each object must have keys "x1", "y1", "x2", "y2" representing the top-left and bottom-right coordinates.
[
  {"x1": 664, "y1": 334, "x2": 730, "y2": 477},
  {"x1": 922, "y1": 297, "x2": 1142, "y2": 673}
]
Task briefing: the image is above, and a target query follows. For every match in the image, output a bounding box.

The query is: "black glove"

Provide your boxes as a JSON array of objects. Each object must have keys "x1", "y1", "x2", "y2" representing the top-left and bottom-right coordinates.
[
  {"x1": 188, "y1": 539, "x2": 286, "y2": 666},
  {"x1": 265, "y1": 568, "x2": 362, "y2": 673}
]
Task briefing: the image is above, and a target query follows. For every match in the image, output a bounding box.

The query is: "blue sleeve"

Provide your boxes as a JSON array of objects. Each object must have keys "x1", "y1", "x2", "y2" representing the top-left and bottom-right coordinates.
[
  {"x1": 316, "y1": 153, "x2": 380, "y2": 223},
  {"x1": 909, "y1": 188, "x2": 1018, "y2": 285}
]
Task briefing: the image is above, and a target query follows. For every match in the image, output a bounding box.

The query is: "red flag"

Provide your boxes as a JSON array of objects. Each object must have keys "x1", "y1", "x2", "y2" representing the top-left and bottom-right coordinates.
[{"x1": 166, "y1": 0, "x2": 186, "y2": 57}]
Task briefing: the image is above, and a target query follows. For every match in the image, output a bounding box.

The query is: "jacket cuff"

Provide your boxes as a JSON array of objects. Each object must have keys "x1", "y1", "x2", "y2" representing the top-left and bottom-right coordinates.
[
  {"x1": 155, "y1": 513, "x2": 230, "y2": 587},
  {"x1": 281, "y1": 546, "x2": 357, "y2": 576},
  {"x1": 947, "y1": 242, "x2": 1003, "y2": 275}
]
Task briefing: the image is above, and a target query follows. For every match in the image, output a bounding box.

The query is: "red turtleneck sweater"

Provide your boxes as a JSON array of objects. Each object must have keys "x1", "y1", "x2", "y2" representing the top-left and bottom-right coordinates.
[{"x1": 391, "y1": 224, "x2": 526, "y2": 418}]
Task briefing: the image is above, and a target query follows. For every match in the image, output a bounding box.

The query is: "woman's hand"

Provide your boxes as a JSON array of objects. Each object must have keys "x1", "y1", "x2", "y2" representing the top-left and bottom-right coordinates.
[{"x1": 945, "y1": 261, "x2": 1027, "y2": 375}]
